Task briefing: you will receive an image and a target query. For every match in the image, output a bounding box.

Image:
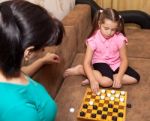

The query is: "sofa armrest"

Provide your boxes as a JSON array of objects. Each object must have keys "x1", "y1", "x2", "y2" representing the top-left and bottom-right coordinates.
[
  {"x1": 62, "y1": 4, "x2": 92, "y2": 53},
  {"x1": 32, "y1": 4, "x2": 92, "y2": 97}
]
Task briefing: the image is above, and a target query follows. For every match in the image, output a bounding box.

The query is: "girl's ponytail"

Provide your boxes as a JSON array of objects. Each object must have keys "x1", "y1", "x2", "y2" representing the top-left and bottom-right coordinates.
[
  {"x1": 88, "y1": 9, "x2": 103, "y2": 38},
  {"x1": 118, "y1": 15, "x2": 126, "y2": 36}
]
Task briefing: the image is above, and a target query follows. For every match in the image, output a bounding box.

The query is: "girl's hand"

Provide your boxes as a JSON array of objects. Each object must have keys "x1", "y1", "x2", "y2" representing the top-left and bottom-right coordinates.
[
  {"x1": 113, "y1": 77, "x2": 122, "y2": 88},
  {"x1": 90, "y1": 80, "x2": 99, "y2": 94},
  {"x1": 41, "y1": 53, "x2": 60, "y2": 64}
]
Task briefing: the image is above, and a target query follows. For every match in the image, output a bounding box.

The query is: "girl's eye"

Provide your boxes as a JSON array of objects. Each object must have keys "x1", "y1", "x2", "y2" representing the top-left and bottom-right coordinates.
[{"x1": 104, "y1": 26, "x2": 117, "y2": 31}]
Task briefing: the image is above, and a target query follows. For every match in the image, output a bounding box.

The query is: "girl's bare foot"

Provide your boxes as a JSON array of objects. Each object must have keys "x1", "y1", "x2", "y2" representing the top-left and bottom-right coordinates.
[
  {"x1": 81, "y1": 79, "x2": 90, "y2": 86},
  {"x1": 63, "y1": 65, "x2": 84, "y2": 78}
]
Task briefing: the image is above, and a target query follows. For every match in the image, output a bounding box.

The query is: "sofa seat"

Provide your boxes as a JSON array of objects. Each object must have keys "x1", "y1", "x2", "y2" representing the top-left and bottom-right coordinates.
[
  {"x1": 55, "y1": 53, "x2": 150, "y2": 121},
  {"x1": 55, "y1": 28, "x2": 150, "y2": 121},
  {"x1": 31, "y1": 4, "x2": 150, "y2": 121}
]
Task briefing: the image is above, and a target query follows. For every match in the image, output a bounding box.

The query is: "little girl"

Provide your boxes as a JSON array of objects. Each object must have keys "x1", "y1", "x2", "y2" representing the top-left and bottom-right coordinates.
[{"x1": 64, "y1": 8, "x2": 140, "y2": 93}]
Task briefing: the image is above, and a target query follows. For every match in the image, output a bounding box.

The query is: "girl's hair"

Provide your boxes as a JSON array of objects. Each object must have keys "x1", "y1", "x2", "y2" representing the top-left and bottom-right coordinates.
[
  {"x1": 0, "y1": 0, "x2": 64, "y2": 77},
  {"x1": 89, "y1": 8, "x2": 125, "y2": 38}
]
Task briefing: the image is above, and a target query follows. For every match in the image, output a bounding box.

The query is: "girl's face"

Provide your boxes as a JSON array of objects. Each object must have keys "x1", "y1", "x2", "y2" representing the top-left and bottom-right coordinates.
[{"x1": 99, "y1": 18, "x2": 118, "y2": 39}]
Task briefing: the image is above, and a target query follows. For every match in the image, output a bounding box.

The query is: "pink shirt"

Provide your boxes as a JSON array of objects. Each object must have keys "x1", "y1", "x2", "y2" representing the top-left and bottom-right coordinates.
[{"x1": 86, "y1": 30, "x2": 127, "y2": 71}]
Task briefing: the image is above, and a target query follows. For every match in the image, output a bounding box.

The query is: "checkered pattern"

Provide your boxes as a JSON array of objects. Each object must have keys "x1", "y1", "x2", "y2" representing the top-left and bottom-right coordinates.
[{"x1": 77, "y1": 88, "x2": 127, "y2": 121}]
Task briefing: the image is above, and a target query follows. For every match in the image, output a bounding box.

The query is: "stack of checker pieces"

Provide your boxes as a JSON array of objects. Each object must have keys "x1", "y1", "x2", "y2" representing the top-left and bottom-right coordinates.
[{"x1": 77, "y1": 88, "x2": 127, "y2": 121}]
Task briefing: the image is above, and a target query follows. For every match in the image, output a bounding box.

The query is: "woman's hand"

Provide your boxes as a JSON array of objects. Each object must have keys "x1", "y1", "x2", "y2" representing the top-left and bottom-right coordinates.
[
  {"x1": 90, "y1": 80, "x2": 99, "y2": 94},
  {"x1": 41, "y1": 53, "x2": 60, "y2": 64}
]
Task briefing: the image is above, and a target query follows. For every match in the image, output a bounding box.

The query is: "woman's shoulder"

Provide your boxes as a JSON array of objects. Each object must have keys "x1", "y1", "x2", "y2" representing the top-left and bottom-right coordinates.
[
  {"x1": 28, "y1": 77, "x2": 44, "y2": 88},
  {"x1": 28, "y1": 77, "x2": 49, "y2": 94}
]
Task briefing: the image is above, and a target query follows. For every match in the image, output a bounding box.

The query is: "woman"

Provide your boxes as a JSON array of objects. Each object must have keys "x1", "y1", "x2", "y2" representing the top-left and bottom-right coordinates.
[{"x1": 0, "y1": 0, "x2": 64, "y2": 121}]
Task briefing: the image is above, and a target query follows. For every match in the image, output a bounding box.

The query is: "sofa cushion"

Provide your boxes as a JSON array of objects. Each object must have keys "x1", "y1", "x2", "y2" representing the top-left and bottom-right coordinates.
[
  {"x1": 126, "y1": 29, "x2": 150, "y2": 58},
  {"x1": 59, "y1": 26, "x2": 78, "y2": 69}
]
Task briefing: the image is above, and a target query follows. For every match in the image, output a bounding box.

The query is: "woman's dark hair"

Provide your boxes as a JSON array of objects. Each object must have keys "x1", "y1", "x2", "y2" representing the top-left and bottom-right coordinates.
[
  {"x1": 89, "y1": 8, "x2": 125, "y2": 38},
  {"x1": 0, "y1": 0, "x2": 64, "y2": 77}
]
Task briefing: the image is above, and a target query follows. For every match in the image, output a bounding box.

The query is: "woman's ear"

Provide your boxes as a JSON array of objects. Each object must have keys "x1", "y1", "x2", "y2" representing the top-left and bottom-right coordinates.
[{"x1": 24, "y1": 46, "x2": 34, "y2": 62}]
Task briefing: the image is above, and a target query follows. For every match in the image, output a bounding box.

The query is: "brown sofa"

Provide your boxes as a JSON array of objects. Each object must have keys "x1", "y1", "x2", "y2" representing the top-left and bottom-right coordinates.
[{"x1": 33, "y1": 4, "x2": 150, "y2": 121}]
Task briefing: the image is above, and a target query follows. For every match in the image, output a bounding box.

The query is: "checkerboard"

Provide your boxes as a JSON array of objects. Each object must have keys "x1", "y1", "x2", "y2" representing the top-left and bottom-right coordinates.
[{"x1": 77, "y1": 88, "x2": 127, "y2": 121}]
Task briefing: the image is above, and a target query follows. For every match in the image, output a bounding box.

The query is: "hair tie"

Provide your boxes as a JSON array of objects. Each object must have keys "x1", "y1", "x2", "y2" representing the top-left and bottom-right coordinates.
[
  {"x1": 99, "y1": 9, "x2": 103, "y2": 13},
  {"x1": 119, "y1": 15, "x2": 122, "y2": 19}
]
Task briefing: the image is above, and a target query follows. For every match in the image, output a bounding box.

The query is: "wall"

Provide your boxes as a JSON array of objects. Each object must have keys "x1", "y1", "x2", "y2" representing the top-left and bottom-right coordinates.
[{"x1": 94, "y1": 0, "x2": 150, "y2": 14}]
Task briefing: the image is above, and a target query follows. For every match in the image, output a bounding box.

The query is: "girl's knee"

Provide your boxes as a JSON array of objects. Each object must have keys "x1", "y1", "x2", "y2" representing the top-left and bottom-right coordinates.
[
  {"x1": 131, "y1": 71, "x2": 140, "y2": 83},
  {"x1": 132, "y1": 78, "x2": 139, "y2": 84},
  {"x1": 100, "y1": 80, "x2": 113, "y2": 87}
]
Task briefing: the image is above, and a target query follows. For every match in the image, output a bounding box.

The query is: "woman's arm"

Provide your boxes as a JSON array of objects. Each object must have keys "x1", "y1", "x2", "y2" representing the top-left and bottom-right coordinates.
[
  {"x1": 83, "y1": 45, "x2": 99, "y2": 93},
  {"x1": 21, "y1": 53, "x2": 60, "y2": 76}
]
